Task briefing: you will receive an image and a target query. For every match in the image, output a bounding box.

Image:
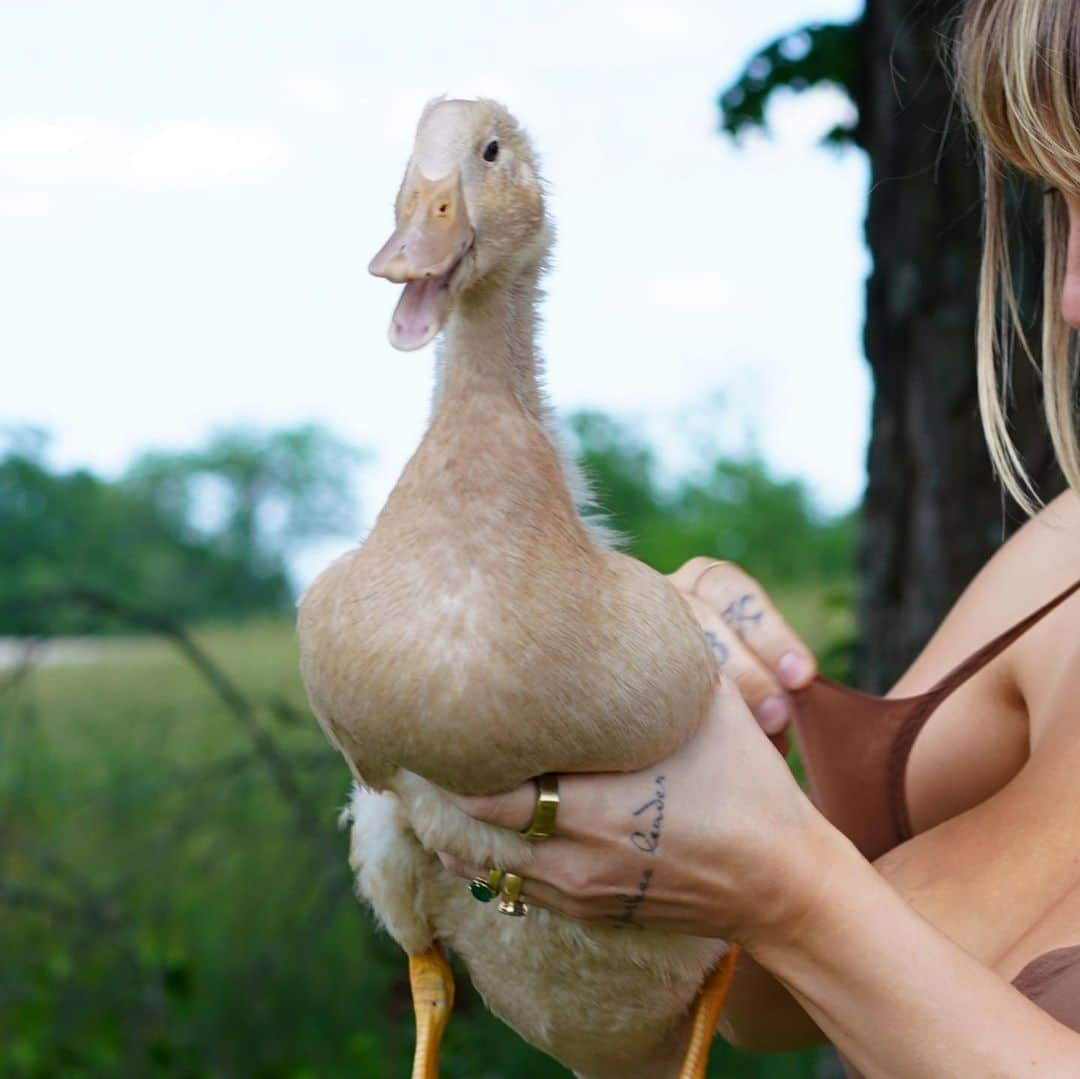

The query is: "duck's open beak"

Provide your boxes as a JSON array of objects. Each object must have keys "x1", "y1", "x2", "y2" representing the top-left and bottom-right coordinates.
[{"x1": 369, "y1": 170, "x2": 475, "y2": 351}]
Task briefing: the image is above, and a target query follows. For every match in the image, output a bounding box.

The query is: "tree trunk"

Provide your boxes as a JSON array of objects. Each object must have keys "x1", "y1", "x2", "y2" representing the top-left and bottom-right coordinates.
[{"x1": 852, "y1": 0, "x2": 1062, "y2": 691}]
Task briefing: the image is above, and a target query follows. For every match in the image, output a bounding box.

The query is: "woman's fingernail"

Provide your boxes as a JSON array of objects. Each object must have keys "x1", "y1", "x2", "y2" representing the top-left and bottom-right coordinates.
[
  {"x1": 778, "y1": 651, "x2": 814, "y2": 689},
  {"x1": 755, "y1": 695, "x2": 789, "y2": 734}
]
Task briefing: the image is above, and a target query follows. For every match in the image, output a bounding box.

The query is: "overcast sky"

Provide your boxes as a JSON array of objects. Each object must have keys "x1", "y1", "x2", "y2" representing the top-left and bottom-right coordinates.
[{"x1": 2, "y1": 0, "x2": 869, "y2": 584}]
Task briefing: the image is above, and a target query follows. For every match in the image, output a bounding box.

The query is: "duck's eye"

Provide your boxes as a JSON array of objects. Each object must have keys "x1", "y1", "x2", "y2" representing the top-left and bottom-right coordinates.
[{"x1": 482, "y1": 139, "x2": 499, "y2": 163}]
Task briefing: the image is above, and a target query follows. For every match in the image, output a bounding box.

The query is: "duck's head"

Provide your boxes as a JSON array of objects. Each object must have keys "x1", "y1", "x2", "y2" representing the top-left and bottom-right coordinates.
[{"x1": 370, "y1": 98, "x2": 548, "y2": 351}]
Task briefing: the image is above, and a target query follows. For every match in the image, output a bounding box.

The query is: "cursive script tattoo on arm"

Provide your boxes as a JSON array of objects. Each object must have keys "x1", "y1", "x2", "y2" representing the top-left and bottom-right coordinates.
[
  {"x1": 613, "y1": 774, "x2": 666, "y2": 928},
  {"x1": 722, "y1": 593, "x2": 763, "y2": 639},
  {"x1": 614, "y1": 868, "x2": 653, "y2": 929},
  {"x1": 630, "y1": 774, "x2": 666, "y2": 853}
]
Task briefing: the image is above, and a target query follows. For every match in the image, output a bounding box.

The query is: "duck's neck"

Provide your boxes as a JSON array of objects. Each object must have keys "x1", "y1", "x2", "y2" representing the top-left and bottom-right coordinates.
[{"x1": 433, "y1": 264, "x2": 545, "y2": 422}]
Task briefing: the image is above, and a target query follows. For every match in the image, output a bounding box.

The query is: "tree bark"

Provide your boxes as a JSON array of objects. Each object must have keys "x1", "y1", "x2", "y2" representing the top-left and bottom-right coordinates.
[{"x1": 852, "y1": 0, "x2": 1062, "y2": 691}]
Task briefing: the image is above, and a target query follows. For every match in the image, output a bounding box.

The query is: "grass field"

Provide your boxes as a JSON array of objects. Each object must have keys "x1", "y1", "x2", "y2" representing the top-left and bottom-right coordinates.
[{"x1": 0, "y1": 588, "x2": 851, "y2": 1077}]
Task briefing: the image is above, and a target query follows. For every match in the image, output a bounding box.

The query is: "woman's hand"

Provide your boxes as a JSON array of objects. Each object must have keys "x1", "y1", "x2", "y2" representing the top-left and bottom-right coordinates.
[
  {"x1": 439, "y1": 679, "x2": 829, "y2": 945},
  {"x1": 668, "y1": 558, "x2": 818, "y2": 743}
]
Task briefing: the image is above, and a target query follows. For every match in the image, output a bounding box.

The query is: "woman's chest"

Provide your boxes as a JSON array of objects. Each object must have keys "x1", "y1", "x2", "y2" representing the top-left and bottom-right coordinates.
[
  {"x1": 905, "y1": 601, "x2": 1080, "y2": 834},
  {"x1": 905, "y1": 666, "x2": 1029, "y2": 835},
  {"x1": 1015, "y1": 617, "x2": 1080, "y2": 749},
  {"x1": 970, "y1": 652, "x2": 1080, "y2": 980}
]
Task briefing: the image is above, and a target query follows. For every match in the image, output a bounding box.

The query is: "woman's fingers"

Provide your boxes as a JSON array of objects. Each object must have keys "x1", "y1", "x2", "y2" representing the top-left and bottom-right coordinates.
[
  {"x1": 444, "y1": 782, "x2": 539, "y2": 833},
  {"x1": 444, "y1": 774, "x2": 605, "y2": 844},
  {"x1": 684, "y1": 594, "x2": 791, "y2": 735},
  {"x1": 671, "y1": 558, "x2": 817, "y2": 690}
]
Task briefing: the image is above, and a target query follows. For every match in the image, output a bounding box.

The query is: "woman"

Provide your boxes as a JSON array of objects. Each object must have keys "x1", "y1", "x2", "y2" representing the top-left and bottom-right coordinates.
[{"x1": 442, "y1": 0, "x2": 1080, "y2": 1074}]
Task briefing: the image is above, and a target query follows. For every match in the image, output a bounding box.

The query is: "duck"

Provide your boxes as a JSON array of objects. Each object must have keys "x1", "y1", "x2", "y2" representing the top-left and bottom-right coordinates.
[{"x1": 297, "y1": 97, "x2": 736, "y2": 1079}]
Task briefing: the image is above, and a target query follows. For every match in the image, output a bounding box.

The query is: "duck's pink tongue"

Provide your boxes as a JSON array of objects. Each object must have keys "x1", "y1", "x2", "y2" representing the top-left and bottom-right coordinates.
[{"x1": 389, "y1": 271, "x2": 452, "y2": 351}]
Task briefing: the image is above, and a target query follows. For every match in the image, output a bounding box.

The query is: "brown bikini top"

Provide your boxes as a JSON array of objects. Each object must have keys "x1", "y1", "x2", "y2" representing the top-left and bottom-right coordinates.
[{"x1": 792, "y1": 578, "x2": 1080, "y2": 862}]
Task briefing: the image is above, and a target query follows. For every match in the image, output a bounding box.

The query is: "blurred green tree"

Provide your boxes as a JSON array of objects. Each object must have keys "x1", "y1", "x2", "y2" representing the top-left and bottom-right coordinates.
[
  {"x1": 124, "y1": 424, "x2": 366, "y2": 575},
  {"x1": 571, "y1": 409, "x2": 854, "y2": 589},
  {"x1": 0, "y1": 424, "x2": 366, "y2": 635}
]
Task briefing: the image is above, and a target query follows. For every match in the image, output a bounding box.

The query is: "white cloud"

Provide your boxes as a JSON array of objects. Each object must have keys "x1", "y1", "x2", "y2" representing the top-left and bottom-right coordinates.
[
  {"x1": 0, "y1": 189, "x2": 52, "y2": 217},
  {"x1": 646, "y1": 270, "x2": 736, "y2": 314},
  {"x1": 0, "y1": 122, "x2": 93, "y2": 156},
  {"x1": 743, "y1": 85, "x2": 858, "y2": 148},
  {"x1": 127, "y1": 124, "x2": 290, "y2": 189},
  {"x1": 0, "y1": 120, "x2": 290, "y2": 190},
  {"x1": 281, "y1": 72, "x2": 349, "y2": 114},
  {"x1": 619, "y1": 0, "x2": 693, "y2": 44},
  {"x1": 0, "y1": 122, "x2": 110, "y2": 183}
]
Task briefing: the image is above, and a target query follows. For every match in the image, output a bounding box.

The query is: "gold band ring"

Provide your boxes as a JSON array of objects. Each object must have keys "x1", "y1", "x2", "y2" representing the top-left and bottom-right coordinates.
[
  {"x1": 691, "y1": 559, "x2": 733, "y2": 592},
  {"x1": 521, "y1": 774, "x2": 559, "y2": 839},
  {"x1": 497, "y1": 872, "x2": 528, "y2": 917}
]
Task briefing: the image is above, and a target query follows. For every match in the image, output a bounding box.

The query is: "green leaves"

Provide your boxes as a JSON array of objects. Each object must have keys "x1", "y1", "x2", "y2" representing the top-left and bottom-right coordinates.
[
  {"x1": 570, "y1": 408, "x2": 854, "y2": 589},
  {"x1": 0, "y1": 424, "x2": 367, "y2": 635},
  {"x1": 718, "y1": 21, "x2": 861, "y2": 146},
  {"x1": 124, "y1": 424, "x2": 368, "y2": 568}
]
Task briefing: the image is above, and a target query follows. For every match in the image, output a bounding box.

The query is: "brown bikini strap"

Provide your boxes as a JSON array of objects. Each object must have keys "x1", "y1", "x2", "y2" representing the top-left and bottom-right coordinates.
[{"x1": 917, "y1": 577, "x2": 1080, "y2": 709}]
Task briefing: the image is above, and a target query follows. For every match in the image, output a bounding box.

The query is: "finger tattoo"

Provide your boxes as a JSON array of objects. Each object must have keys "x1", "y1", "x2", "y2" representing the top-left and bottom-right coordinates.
[
  {"x1": 722, "y1": 593, "x2": 763, "y2": 639},
  {"x1": 704, "y1": 629, "x2": 729, "y2": 666}
]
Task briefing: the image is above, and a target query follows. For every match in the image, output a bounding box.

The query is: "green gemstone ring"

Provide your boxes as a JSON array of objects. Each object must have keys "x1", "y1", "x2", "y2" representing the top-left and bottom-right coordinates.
[
  {"x1": 469, "y1": 878, "x2": 494, "y2": 902},
  {"x1": 468, "y1": 868, "x2": 503, "y2": 903}
]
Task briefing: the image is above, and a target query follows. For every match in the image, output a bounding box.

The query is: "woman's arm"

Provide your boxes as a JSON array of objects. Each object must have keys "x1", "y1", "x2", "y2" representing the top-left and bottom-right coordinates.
[
  {"x1": 723, "y1": 680, "x2": 1080, "y2": 1051},
  {"x1": 749, "y1": 818, "x2": 1080, "y2": 1079},
  {"x1": 698, "y1": 491, "x2": 1080, "y2": 1048}
]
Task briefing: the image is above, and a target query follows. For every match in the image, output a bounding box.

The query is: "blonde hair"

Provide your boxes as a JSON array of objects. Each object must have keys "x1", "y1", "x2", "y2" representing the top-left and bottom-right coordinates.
[{"x1": 958, "y1": 0, "x2": 1080, "y2": 510}]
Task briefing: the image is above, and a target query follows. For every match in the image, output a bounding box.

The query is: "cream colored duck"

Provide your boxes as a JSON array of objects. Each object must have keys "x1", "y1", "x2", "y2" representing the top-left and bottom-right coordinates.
[{"x1": 298, "y1": 97, "x2": 735, "y2": 1079}]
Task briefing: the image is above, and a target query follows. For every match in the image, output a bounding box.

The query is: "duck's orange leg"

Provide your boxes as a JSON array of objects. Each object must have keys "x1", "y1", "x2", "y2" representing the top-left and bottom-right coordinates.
[
  {"x1": 678, "y1": 944, "x2": 740, "y2": 1079},
  {"x1": 408, "y1": 943, "x2": 455, "y2": 1079}
]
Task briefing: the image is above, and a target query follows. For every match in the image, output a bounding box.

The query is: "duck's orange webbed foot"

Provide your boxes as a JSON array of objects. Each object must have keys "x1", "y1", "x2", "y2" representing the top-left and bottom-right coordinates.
[
  {"x1": 678, "y1": 945, "x2": 740, "y2": 1079},
  {"x1": 409, "y1": 943, "x2": 455, "y2": 1079}
]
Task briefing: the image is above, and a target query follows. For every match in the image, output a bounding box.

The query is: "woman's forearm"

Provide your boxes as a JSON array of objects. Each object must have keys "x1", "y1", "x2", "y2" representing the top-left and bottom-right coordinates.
[
  {"x1": 745, "y1": 821, "x2": 1079, "y2": 1078},
  {"x1": 718, "y1": 949, "x2": 825, "y2": 1050}
]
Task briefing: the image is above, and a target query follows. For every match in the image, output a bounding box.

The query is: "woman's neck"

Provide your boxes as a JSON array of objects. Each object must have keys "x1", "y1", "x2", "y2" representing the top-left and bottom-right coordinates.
[{"x1": 433, "y1": 264, "x2": 544, "y2": 420}]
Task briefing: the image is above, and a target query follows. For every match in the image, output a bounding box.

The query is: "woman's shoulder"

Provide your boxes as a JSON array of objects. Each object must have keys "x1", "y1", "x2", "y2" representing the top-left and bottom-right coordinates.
[
  {"x1": 1006, "y1": 490, "x2": 1080, "y2": 583},
  {"x1": 892, "y1": 490, "x2": 1080, "y2": 700},
  {"x1": 996, "y1": 492, "x2": 1080, "y2": 746}
]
